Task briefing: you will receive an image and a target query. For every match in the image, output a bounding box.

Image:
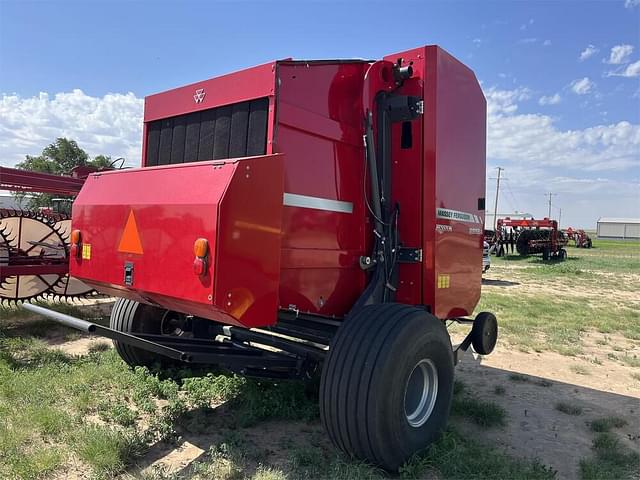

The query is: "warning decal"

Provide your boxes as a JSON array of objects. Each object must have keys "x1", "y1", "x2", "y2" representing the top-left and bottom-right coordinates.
[{"x1": 117, "y1": 210, "x2": 144, "y2": 255}]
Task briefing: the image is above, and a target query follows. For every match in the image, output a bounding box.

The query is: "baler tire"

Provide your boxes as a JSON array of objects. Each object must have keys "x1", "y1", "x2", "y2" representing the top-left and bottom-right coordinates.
[
  {"x1": 319, "y1": 303, "x2": 454, "y2": 471},
  {"x1": 110, "y1": 298, "x2": 172, "y2": 369}
]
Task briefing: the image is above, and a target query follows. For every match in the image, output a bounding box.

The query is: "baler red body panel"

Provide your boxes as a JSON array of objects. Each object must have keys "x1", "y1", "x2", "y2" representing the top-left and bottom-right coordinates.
[
  {"x1": 71, "y1": 155, "x2": 284, "y2": 327},
  {"x1": 70, "y1": 45, "x2": 486, "y2": 327},
  {"x1": 384, "y1": 46, "x2": 487, "y2": 318}
]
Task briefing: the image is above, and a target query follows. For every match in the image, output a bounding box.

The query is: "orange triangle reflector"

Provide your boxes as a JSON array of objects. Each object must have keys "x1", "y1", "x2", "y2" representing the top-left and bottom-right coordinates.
[{"x1": 118, "y1": 210, "x2": 144, "y2": 254}]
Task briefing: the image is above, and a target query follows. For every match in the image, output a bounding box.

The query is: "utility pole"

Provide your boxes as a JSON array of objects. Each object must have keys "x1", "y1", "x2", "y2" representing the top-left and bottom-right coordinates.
[
  {"x1": 493, "y1": 167, "x2": 504, "y2": 231},
  {"x1": 558, "y1": 208, "x2": 562, "y2": 228},
  {"x1": 545, "y1": 192, "x2": 557, "y2": 218}
]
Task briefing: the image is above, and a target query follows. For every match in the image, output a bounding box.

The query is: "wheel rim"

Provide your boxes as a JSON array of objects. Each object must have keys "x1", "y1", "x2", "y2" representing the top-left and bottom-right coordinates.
[
  {"x1": 404, "y1": 359, "x2": 438, "y2": 428},
  {"x1": 160, "y1": 310, "x2": 190, "y2": 337}
]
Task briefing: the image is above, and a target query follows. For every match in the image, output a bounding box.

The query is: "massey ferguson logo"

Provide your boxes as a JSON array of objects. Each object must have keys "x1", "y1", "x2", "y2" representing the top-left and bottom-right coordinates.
[{"x1": 193, "y1": 88, "x2": 206, "y2": 104}]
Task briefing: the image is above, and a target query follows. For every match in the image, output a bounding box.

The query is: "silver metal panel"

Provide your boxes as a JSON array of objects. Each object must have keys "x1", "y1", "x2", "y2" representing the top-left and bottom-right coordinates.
[{"x1": 283, "y1": 193, "x2": 353, "y2": 214}]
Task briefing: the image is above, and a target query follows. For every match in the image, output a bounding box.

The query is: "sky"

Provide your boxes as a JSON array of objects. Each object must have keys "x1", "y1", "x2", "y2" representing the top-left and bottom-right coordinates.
[{"x1": 0, "y1": 0, "x2": 639, "y2": 228}]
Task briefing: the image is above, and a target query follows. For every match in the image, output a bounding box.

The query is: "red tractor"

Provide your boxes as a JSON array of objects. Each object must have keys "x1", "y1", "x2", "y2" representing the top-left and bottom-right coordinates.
[{"x1": 25, "y1": 45, "x2": 498, "y2": 470}]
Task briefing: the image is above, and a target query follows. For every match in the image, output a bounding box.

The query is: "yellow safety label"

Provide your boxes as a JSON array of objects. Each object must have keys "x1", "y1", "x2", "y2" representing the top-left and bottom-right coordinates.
[
  {"x1": 437, "y1": 274, "x2": 450, "y2": 289},
  {"x1": 82, "y1": 244, "x2": 92, "y2": 260}
]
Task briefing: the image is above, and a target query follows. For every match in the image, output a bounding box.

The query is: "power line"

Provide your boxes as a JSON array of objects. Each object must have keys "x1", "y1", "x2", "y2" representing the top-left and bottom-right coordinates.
[{"x1": 503, "y1": 178, "x2": 520, "y2": 213}]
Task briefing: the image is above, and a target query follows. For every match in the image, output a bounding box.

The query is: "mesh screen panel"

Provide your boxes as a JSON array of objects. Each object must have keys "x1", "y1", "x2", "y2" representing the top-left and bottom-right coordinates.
[{"x1": 145, "y1": 97, "x2": 269, "y2": 166}]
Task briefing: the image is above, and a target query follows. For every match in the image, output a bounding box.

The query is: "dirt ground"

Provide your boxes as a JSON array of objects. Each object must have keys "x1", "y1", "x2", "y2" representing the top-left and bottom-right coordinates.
[{"x1": 456, "y1": 347, "x2": 639, "y2": 480}]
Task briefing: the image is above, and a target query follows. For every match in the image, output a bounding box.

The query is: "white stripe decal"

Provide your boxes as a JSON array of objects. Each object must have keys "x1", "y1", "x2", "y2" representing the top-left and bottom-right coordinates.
[{"x1": 283, "y1": 193, "x2": 353, "y2": 214}]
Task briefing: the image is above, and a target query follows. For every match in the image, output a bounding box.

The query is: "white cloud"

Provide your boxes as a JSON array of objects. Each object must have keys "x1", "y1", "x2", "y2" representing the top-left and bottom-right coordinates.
[
  {"x1": 0, "y1": 89, "x2": 143, "y2": 167},
  {"x1": 607, "y1": 60, "x2": 640, "y2": 78},
  {"x1": 538, "y1": 93, "x2": 561, "y2": 105},
  {"x1": 570, "y1": 77, "x2": 595, "y2": 95},
  {"x1": 487, "y1": 87, "x2": 640, "y2": 174},
  {"x1": 485, "y1": 87, "x2": 531, "y2": 116},
  {"x1": 519, "y1": 37, "x2": 538, "y2": 44},
  {"x1": 543, "y1": 40, "x2": 552, "y2": 46},
  {"x1": 624, "y1": 0, "x2": 640, "y2": 8},
  {"x1": 579, "y1": 44, "x2": 599, "y2": 61},
  {"x1": 605, "y1": 44, "x2": 634, "y2": 64},
  {"x1": 485, "y1": 86, "x2": 640, "y2": 225},
  {"x1": 520, "y1": 18, "x2": 534, "y2": 30}
]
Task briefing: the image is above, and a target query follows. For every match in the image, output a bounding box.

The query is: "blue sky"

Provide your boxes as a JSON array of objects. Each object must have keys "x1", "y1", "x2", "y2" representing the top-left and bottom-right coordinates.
[{"x1": 1, "y1": 0, "x2": 639, "y2": 227}]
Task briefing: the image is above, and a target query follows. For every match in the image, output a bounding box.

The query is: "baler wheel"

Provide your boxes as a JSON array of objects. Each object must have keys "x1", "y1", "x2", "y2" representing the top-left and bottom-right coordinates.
[
  {"x1": 319, "y1": 303, "x2": 454, "y2": 471},
  {"x1": 110, "y1": 298, "x2": 182, "y2": 369}
]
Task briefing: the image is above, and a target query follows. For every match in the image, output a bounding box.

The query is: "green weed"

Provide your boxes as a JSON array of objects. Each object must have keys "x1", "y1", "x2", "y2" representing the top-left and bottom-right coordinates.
[
  {"x1": 400, "y1": 428, "x2": 556, "y2": 480},
  {"x1": 555, "y1": 402, "x2": 583, "y2": 416},
  {"x1": 580, "y1": 433, "x2": 640, "y2": 479},
  {"x1": 589, "y1": 416, "x2": 628, "y2": 433}
]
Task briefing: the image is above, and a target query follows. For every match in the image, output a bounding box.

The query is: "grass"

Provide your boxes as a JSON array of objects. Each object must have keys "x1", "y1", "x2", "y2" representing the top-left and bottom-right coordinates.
[
  {"x1": 580, "y1": 433, "x2": 640, "y2": 480},
  {"x1": 477, "y1": 292, "x2": 639, "y2": 354},
  {"x1": 0, "y1": 328, "x2": 307, "y2": 479},
  {"x1": 570, "y1": 364, "x2": 591, "y2": 376},
  {"x1": 451, "y1": 396, "x2": 507, "y2": 427},
  {"x1": 508, "y1": 373, "x2": 553, "y2": 387},
  {"x1": 554, "y1": 401, "x2": 583, "y2": 416},
  {"x1": 400, "y1": 428, "x2": 556, "y2": 480},
  {"x1": 478, "y1": 240, "x2": 640, "y2": 355},
  {"x1": 589, "y1": 416, "x2": 628, "y2": 433},
  {"x1": 619, "y1": 354, "x2": 640, "y2": 368}
]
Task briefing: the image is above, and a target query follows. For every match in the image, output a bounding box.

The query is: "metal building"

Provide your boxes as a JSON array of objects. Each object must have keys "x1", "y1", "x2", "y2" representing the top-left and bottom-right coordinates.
[{"x1": 596, "y1": 218, "x2": 640, "y2": 240}]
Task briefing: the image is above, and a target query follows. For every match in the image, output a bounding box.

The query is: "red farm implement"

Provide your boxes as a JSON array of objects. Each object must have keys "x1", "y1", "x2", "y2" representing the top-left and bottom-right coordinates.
[
  {"x1": 0, "y1": 166, "x2": 101, "y2": 304},
  {"x1": 498, "y1": 217, "x2": 568, "y2": 260},
  {"x1": 24, "y1": 45, "x2": 498, "y2": 470},
  {"x1": 574, "y1": 229, "x2": 593, "y2": 248}
]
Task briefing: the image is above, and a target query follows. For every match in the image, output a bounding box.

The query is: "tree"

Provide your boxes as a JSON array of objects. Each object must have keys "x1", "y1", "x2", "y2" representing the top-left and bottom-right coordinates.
[{"x1": 14, "y1": 138, "x2": 115, "y2": 210}]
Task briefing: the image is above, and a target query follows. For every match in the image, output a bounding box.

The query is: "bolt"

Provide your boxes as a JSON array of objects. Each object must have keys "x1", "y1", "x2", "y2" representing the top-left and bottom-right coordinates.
[{"x1": 207, "y1": 294, "x2": 212, "y2": 301}]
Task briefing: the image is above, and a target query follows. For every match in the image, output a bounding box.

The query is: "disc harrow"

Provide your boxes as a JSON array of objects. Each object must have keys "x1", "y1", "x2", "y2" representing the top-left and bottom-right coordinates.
[{"x1": 497, "y1": 217, "x2": 568, "y2": 260}]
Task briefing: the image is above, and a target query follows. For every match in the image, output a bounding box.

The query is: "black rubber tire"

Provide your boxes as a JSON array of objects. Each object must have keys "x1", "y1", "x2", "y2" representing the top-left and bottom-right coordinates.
[
  {"x1": 559, "y1": 248, "x2": 567, "y2": 260},
  {"x1": 319, "y1": 303, "x2": 454, "y2": 471},
  {"x1": 543, "y1": 247, "x2": 550, "y2": 261},
  {"x1": 110, "y1": 298, "x2": 171, "y2": 369},
  {"x1": 471, "y1": 312, "x2": 498, "y2": 355}
]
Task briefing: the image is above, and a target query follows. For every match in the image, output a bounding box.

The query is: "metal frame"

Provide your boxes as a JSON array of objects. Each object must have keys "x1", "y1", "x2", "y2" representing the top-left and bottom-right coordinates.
[
  {"x1": 0, "y1": 167, "x2": 85, "y2": 195},
  {"x1": 22, "y1": 303, "x2": 325, "y2": 379}
]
